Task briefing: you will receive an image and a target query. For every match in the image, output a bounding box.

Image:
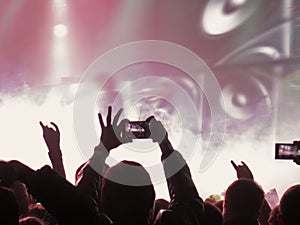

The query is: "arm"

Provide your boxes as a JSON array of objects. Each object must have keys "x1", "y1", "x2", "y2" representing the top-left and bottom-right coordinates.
[
  {"x1": 231, "y1": 160, "x2": 271, "y2": 225},
  {"x1": 77, "y1": 106, "x2": 131, "y2": 212},
  {"x1": 148, "y1": 117, "x2": 204, "y2": 225},
  {"x1": 75, "y1": 162, "x2": 104, "y2": 213},
  {"x1": 89, "y1": 106, "x2": 130, "y2": 173},
  {"x1": 160, "y1": 138, "x2": 201, "y2": 204},
  {"x1": 3, "y1": 160, "x2": 111, "y2": 225},
  {"x1": 39, "y1": 121, "x2": 66, "y2": 178}
]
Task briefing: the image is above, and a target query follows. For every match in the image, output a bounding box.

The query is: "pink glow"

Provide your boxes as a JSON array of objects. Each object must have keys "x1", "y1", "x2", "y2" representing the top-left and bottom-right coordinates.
[{"x1": 0, "y1": 0, "x2": 299, "y2": 202}]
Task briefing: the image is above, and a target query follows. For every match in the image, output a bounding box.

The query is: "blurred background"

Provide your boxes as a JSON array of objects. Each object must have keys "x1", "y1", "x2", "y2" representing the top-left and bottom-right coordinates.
[{"x1": 0, "y1": 0, "x2": 300, "y2": 202}]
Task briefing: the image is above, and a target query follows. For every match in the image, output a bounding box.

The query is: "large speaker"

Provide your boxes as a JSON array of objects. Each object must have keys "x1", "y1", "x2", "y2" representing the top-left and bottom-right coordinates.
[{"x1": 197, "y1": 0, "x2": 292, "y2": 135}]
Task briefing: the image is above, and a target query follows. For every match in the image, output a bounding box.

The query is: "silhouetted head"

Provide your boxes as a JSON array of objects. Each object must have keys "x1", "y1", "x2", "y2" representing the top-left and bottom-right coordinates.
[
  {"x1": 200, "y1": 202, "x2": 223, "y2": 225},
  {"x1": 27, "y1": 204, "x2": 57, "y2": 225},
  {"x1": 154, "y1": 198, "x2": 169, "y2": 219},
  {"x1": 11, "y1": 181, "x2": 30, "y2": 217},
  {"x1": 268, "y1": 205, "x2": 280, "y2": 225},
  {"x1": 19, "y1": 216, "x2": 45, "y2": 225},
  {"x1": 214, "y1": 200, "x2": 224, "y2": 213},
  {"x1": 205, "y1": 194, "x2": 221, "y2": 204},
  {"x1": 101, "y1": 160, "x2": 155, "y2": 224},
  {"x1": 147, "y1": 198, "x2": 170, "y2": 224},
  {"x1": 0, "y1": 186, "x2": 19, "y2": 225},
  {"x1": 223, "y1": 179, "x2": 264, "y2": 223},
  {"x1": 279, "y1": 184, "x2": 300, "y2": 225}
]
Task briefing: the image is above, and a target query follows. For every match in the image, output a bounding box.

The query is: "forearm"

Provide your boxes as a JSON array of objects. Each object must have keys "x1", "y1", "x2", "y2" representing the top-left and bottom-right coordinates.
[
  {"x1": 160, "y1": 138, "x2": 202, "y2": 203},
  {"x1": 21, "y1": 165, "x2": 111, "y2": 225},
  {"x1": 48, "y1": 149, "x2": 66, "y2": 178},
  {"x1": 76, "y1": 160, "x2": 109, "y2": 213},
  {"x1": 159, "y1": 137, "x2": 175, "y2": 159},
  {"x1": 160, "y1": 140, "x2": 204, "y2": 224},
  {"x1": 163, "y1": 152, "x2": 201, "y2": 203},
  {"x1": 88, "y1": 143, "x2": 110, "y2": 174},
  {"x1": 75, "y1": 144, "x2": 110, "y2": 211}
]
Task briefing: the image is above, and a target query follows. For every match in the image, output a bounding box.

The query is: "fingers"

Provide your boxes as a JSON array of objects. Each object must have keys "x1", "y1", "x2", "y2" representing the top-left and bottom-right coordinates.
[
  {"x1": 145, "y1": 115, "x2": 155, "y2": 123},
  {"x1": 118, "y1": 119, "x2": 129, "y2": 135},
  {"x1": 230, "y1": 160, "x2": 238, "y2": 170},
  {"x1": 98, "y1": 113, "x2": 105, "y2": 129},
  {"x1": 231, "y1": 160, "x2": 249, "y2": 169},
  {"x1": 50, "y1": 122, "x2": 60, "y2": 134},
  {"x1": 99, "y1": 106, "x2": 124, "y2": 127},
  {"x1": 107, "y1": 106, "x2": 112, "y2": 125},
  {"x1": 118, "y1": 118, "x2": 129, "y2": 127},
  {"x1": 118, "y1": 119, "x2": 133, "y2": 143},
  {"x1": 40, "y1": 121, "x2": 60, "y2": 134},
  {"x1": 241, "y1": 161, "x2": 248, "y2": 167},
  {"x1": 113, "y1": 108, "x2": 123, "y2": 126},
  {"x1": 39, "y1": 121, "x2": 45, "y2": 129}
]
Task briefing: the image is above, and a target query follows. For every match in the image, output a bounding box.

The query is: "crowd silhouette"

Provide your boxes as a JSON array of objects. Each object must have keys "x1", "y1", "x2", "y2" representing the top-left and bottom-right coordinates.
[{"x1": 0, "y1": 105, "x2": 300, "y2": 225}]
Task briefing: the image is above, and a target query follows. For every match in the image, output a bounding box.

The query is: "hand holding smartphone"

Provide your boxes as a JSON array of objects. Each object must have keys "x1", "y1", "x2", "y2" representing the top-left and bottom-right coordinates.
[
  {"x1": 124, "y1": 121, "x2": 151, "y2": 139},
  {"x1": 275, "y1": 143, "x2": 300, "y2": 159}
]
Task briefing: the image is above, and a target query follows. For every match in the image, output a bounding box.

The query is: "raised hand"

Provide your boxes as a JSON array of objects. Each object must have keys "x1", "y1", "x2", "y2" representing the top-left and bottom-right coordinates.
[
  {"x1": 231, "y1": 160, "x2": 254, "y2": 180},
  {"x1": 39, "y1": 121, "x2": 66, "y2": 178},
  {"x1": 39, "y1": 121, "x2": 60, "y2": 151},
  {"x1": 98, "y1": 106, "x2": 131, "y2": 151},
  {"x1": 293, "y1": 140, "x2": 300, "y2": 165},
  {"x1": 146, "y1": 116, "x2": 168, "y2": 143},
  {"x1": 293, "y1": 156, "x2": 300, "y2": 165}
]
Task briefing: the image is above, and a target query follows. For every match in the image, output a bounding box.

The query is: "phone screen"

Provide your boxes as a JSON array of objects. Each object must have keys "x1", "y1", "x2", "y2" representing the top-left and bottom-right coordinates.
[
  {"x1": 125, "y1": 121, "x2": 150, "y2": 139},
  {"x1": 275, "y1": 143, "x2": 300, "y2": 159}
]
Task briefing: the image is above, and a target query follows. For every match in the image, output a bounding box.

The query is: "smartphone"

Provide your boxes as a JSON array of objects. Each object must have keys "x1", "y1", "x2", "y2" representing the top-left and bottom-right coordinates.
[
  {"x1": 275, "y1": 143, "x2": 300, "y2": 159},
  {"x1": 125, "y1": 121, "x2": 151, "y2": 139}
]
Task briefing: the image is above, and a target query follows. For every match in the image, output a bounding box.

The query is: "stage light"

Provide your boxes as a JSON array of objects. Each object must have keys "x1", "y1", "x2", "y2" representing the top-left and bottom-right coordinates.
[{"x1": 53, "y1": 24, "x2": 68, "y2": 37}]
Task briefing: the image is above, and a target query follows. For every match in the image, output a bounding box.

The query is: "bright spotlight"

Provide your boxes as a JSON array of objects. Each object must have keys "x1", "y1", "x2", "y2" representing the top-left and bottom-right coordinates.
[{"x1": 53, "y1": 24, "x2": 68, "y2": 37}]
